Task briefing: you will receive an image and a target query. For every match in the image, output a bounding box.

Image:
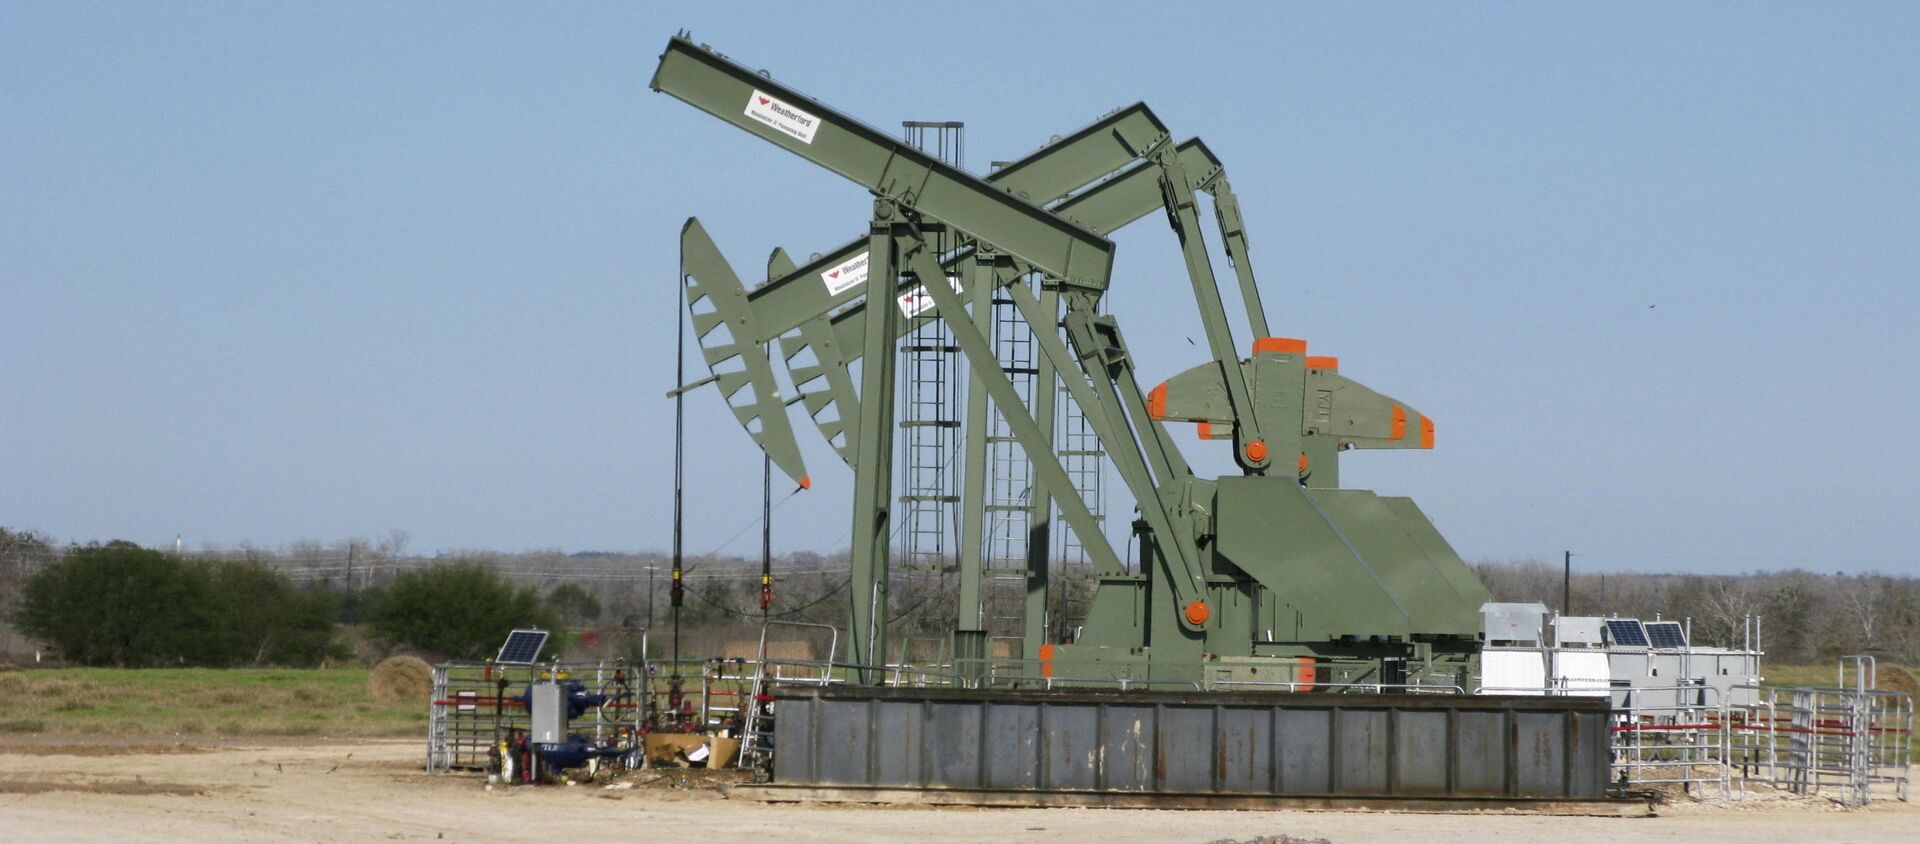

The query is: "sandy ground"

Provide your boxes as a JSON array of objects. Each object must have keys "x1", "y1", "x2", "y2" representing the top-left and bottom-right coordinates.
[{"x1": 0, "y1": 738, "x2": 1914, "y2": 843}]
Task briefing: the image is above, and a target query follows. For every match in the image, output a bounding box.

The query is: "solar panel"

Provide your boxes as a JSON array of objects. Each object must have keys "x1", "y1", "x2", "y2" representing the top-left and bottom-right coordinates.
[
  {"x1": 496, "y1": 629, "x2": 549, "y2": 663},
  {"x1": 1604, "y1": 619, "x2": 1649, "y2": 648},
  {"x1": 1645, "y1": 621, "x2": 1688, "y2": 649}
]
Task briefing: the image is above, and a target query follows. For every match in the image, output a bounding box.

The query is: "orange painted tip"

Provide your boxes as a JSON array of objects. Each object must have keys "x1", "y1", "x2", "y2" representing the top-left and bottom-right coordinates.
[
  {"x1": 799, "y1": 475, "x2": 812, "y2": 490},
  {"x1": 1419, "y1": 415, "x2": 1435, "y2": 449},
  {"x1": 1297, "y1": 452, "x2": 1310, "y2": 474},
  {"x1": 1252, "y1": 336, "x2": 1308, "y2": 355},
  {"x1": 1390, "y1": 405, "x2": 1407, "y2": 441},
  {"x1": 1147, "y1": 382, "x2": 1169, "y2": 419},
  {"x1": 1197, "y1": 421, "x2": 1213, "y2": 439},
  {"x1": 1244, "y1": 438, "x2": 1269, "y2": 463},
  {"x1": 1305, "y1": 355, "x2": 1339, "y2": 370},
  {"x1": 1184, "y1": 600, "x2": 1211, "y2": 626}
]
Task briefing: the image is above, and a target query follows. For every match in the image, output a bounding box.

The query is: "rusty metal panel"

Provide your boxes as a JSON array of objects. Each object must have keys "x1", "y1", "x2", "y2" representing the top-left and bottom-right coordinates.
[
  {"x1": 925, "y1": 700, "x2": 980, "y2": 788},
  {"x1": 984, "y1": 700, "x2": 1041, "y2": 789},
  {"x1": 771, "y1": 686, "x2": 1611, "y2": 802},
  {"x1": 1393, "y1": 709, "x2": 1451, "y2": 794},
  {"x1": 1100, "y1": 703, "x2": 1155, "y2": 791},
  {"x1": 1276, "y1": 706, "x2": 1334, "y2": 792},
  {"x1": 1040, "y1": 703, "x2": 1101, "y2": 791},
  {"x1": 1216, "y1": 706, "x2": 1271, "y2": 792},
  {"x1": 1452, "y1": 710, "x2": 1507, "y2": 793},
  {"x1": 1334, "y1": 707, "x2": 1391, "y2": 792}
]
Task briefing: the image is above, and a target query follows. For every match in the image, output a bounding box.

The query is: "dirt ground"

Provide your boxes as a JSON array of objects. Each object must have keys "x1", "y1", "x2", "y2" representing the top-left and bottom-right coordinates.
[{"x1": 1, "y1": 737, "x2": 1914, "y2": 843}]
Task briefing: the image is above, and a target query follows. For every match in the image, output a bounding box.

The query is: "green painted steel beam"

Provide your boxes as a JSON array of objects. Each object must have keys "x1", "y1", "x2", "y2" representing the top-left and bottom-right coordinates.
[
  {"x1": 955, "y1": 253, "x2": 995, "y2": 638},
  {"x1": 847, "y1": 215, "x2": 908, "y2": 681},
  {"x1": 725, "y1": 104, "x2": 1159, "y2": 347},
  {"x1": 733, "y1": 106, "x2": 1175, "y2": 349},
  {"x1": 1022, "y1": 283, "x2": 1058, "y2": 657},
  {"x1": 1148, "y1": 142, "x2": 1267, "y2": 471},
  {"x1": 651, "y1": 36, "x2": 1115, "y2": 288}
]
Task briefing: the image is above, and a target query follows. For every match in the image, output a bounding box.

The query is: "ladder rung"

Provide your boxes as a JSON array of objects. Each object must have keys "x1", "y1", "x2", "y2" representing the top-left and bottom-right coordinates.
[
  {"x1": 900, "y1": 495, "x2": 960, "y2": 503},
  {"x1": 900, "y1": 420, "x2": 961, "y2": 428}
]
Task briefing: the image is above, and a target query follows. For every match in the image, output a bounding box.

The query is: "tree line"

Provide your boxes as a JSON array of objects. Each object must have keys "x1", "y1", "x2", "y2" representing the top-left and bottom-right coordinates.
[
  {"x1": 1473, "y1": 559, "x2": 1920, "y2": 664},
  {"x1": 1, "y1": 529, "x2": 565, "y2": 667},
  {"x1": 5, "y1": 528, "x2": 1915, "y2": 668}
]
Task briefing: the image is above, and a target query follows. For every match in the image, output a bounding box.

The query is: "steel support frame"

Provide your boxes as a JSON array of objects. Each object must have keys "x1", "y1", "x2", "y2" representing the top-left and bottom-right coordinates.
[
  {"x1": 848, "y1": 211, "x2": 910, "y2": 681},
  {"x1": 955, "y1": 250, "x2": 995, "y2": 648},
  {"x1": 1023, "y1": 283, "x2": 1058, "y2": 658},
  {"x1": 1149, "y1": 141, "x2": 1265, "y2": 470}
]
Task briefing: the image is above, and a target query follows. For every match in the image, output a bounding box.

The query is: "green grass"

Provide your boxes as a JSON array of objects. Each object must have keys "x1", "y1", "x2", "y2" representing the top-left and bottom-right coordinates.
[
  {"x1": 1762, "y1": 663, "x2": 1910, "y2": 689},
  {"x1": 0, "y1": 668, "x2": 426, "y2": 738}
]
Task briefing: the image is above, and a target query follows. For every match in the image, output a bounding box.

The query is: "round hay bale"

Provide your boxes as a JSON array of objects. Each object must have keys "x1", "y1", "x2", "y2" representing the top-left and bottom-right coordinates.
[
  {"x1": 1876, "y1": 664, "x2": 1919, "y2": 697},
  {"x1": 369, "y1": 655, "x2": 433, "y2": 704}
]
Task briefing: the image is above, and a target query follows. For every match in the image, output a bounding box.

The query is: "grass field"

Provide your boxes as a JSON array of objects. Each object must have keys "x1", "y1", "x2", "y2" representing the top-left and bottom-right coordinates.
[
  {"x1": 0, "y1": 668, "x2": 424, "y2": 738},
  {"x1": 1761, "y1": 662, "x2": 1901, "y2": 689}
]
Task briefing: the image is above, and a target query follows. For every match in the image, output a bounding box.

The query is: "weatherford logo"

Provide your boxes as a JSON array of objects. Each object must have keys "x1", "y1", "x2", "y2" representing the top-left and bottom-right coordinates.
[
  {"x1": 820, "y1": 251, "x2": 870, "y2": 296},
  {"x1": 896, "y1": 276, "x2": 964, "y2": 319},
  {"x1": 745, "y1": 89, "x2": 818, "y2": 144}
]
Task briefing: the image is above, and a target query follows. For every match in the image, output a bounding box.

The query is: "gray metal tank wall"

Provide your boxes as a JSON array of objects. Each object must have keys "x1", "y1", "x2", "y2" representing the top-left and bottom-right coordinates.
[{"x1": 769, "y1": 686, "x2": 1611, "y2": 801}]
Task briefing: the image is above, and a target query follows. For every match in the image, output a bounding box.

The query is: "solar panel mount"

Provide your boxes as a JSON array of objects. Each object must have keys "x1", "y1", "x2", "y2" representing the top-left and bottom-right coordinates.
[
  {"x1": 1644, "y1": 621, "x2": 1688, "y2": 649},
  {"x1": 1604, "y1": 619, "x2": 1649, "y2": 648},
  {"x1": 496, "y1": 628, "x2": 550, "y2": 664}
]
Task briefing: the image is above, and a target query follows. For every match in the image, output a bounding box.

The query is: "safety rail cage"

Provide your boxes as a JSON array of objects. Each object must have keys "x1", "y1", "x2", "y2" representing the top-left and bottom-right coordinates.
[
  {"x1": 1607, "y1": 683, "x2": 1733, "y2": 798},
  {"x1": 426, "y1": 658, "x2": 644, "y2": 773},
  {"x1": 1726, "y1": 684, "x2": 1914, "y2": 806},
  {"x1": 1475, "y1": 665, "x2": 1912, "y2": 806}
]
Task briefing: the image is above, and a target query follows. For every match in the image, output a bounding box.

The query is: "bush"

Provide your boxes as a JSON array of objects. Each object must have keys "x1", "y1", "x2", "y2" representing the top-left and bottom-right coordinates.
[
  {"x1": 364, "y1": 563, "x2": 557, "y2": 660},
  {"x1": 547, "y1": 583, "x2": 602, "y2": 625},
  {"x1": 16, "y1": 542, "x2": 341, "y2": 667},
  {"x1": 209, "y1": 561, "x2": 344, "y2": 665}
]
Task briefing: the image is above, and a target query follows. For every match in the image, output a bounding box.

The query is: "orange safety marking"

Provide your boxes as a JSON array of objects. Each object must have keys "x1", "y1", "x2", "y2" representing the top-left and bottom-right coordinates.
[
  {"x1": 1038, "y1": 643, "x2": 1056, "y2": 678},
  {"x1": 1197, "y1": 421, "x2": 1212, "y2": 439},
  {"x1": 1305, "y1": 355, "x2": 1339, "y2": 370},
  {"x1": 1420, "y1": 414, "x2": 1435, "y2": 449},
  {"x1": 799, "y1": 475, "x2": 811, "y2": 490},
  {"x1": 1252, "y1": 337, "x2": 1308, "y2": 355},
  {"x1": 1297, "y1": 452, "x2": 1309, "y2": 475},
  {"x1": 1295, "y1": 657, "x2": 1317, "y2": 691},
  {"x1": 1244, "y1": 439, "x2": 1269, "y2": 462},
  {"x1": 1390, "y1": 405, "x2": 1407, "y2": 440},
  {"x1": 1147, "y1": 382, "x2": 1168, "y2": 419}
]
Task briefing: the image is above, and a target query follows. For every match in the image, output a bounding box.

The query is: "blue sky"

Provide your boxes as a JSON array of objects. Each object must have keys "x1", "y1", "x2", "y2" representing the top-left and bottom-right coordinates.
[{"x1": 2, "y1": 3, "x2": 1915, "y2": 574}]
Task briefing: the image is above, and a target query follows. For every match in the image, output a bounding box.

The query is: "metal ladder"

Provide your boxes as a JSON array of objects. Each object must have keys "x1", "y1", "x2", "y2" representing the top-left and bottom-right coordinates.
[
  {"x1": 1053, "y1": 382, "x2": 1104, "y2": 641},
  {"x1": 895, "y1": 121, "x2": 965, "y2": 645},
  {"x1": 982, "y1": 290, "x2": 1038, "y2": 639}
]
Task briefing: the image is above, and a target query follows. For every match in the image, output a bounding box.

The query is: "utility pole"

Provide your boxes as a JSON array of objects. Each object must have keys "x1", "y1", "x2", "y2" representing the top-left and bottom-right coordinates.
[
  {"x1": 670, "y1": 277, "x2": 687, "y2": 725},
  {"x1": 761, "y1": 454, "x2": 773, "y2": 621},
  {"x1": 1563, "y1": 550, "x2": 1572, "y2": 616}
]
